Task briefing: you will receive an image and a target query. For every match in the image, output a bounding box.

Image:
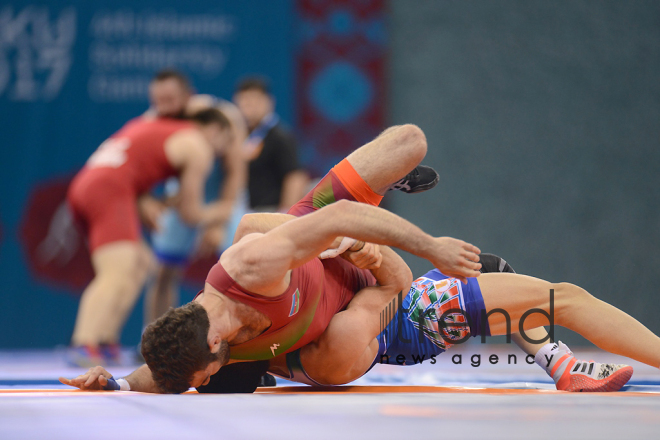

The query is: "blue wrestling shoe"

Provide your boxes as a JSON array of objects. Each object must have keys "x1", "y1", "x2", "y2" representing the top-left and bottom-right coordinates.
[
  {"x1": 99, "y1": 343, "x2": 122, "y2": 366},
  {"x1": 388, "y1": 165, "x2": 439, "y2": 194},
  {"x1": 66, "y1": 344, "x2": 123, "y2": 368}
]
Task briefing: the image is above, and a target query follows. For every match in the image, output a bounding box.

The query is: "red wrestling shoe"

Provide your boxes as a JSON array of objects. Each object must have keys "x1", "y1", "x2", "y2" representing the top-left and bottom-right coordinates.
[{"x1": 542, "y1": 342, "x2": 633, "y2": 392}]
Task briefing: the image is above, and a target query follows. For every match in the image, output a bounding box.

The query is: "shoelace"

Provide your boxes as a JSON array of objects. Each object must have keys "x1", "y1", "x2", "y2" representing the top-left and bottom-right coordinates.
[{"x1": 408, "y1": 168, "x2": 420, "y2": 178}]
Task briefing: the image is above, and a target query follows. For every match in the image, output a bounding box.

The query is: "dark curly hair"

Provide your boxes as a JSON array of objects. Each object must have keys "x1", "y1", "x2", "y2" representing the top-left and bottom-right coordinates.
[{"x1": 141, "y1": 302, "x2": 218, "y2": 393}]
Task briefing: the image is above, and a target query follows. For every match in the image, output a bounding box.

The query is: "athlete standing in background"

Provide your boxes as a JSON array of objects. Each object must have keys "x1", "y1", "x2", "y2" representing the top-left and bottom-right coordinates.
[{"x1": 67, "y1": 106, "x2": 235, "y2": 367}]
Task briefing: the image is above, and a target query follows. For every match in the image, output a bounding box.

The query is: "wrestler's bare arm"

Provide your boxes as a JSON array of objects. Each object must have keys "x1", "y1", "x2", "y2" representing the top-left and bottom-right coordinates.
[
  {"x1": 233, "y1": 213, "x2": 296, "y2": 243},
  {"x1": 196, "y1": 104, "x2": 248, "y2": 253},
  {"x1": 164, "y1": 130, "x2": 213, "y2": 223},
  {"x1": 59, "y1": 364, "x2": 163, "y2": 393},
  {"x1": 234, "y1": 213, "x2": 377, "y2": 275},
  {"x1": 235, "y1": 213, "x2": 372, "y2": 268},
  {"x1": 199, "y1": 105, "x2": 248, "y2": 235},
  {"x1": 190, "y1": 100, "x2": 248, "y2": 225},
  {"x1": 223, "y1": 200, "x2": 481, "y2": 295},
  {"x1": 165, "y1": 130, "x2": 230, "y2": 227},
  {"x1": 125, "y1": 364, "x2": 162, "y2": 393},
  {"x1": 59, "y1": 358, "x2": 252, "y2": 393},
  {"x1": 214, "y1": 102, "x2": 248, "y2": 210},
  {"x1": 298, "y1": 246, "x2": 413, "y2": 384},
  {"x1": 136, "y1": 193, "x2": 167, "y2": 231}
]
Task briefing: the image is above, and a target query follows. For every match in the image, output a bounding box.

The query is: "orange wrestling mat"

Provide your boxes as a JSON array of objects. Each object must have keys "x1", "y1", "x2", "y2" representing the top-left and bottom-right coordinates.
[
  {"x1": 4, "y1": 349, "x2": 659, "y2": 438},
  {"x1": 2, "y1": 385, "x2": 659, "y2": 396},
  {"x1": 260, "y1": 385, "x2": 660, "y2": 396}
]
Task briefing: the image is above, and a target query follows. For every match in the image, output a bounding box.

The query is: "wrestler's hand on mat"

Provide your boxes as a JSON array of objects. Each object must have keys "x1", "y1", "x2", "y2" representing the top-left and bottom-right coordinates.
[
  {"x1": 341, "y1": 242, "x2": 383, "y2": 270},
  {"x1": 59, "y1": 366, "x2": 114, "y2": 391},
  {"x1": 428, "y1": 237, "x2": 481, "y2": 283}
]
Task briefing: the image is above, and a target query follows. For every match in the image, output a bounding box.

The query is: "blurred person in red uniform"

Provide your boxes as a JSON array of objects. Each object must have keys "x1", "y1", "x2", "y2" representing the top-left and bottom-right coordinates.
[{"x1": 67, "y1": 105, "x2": 236, "y2": 367}]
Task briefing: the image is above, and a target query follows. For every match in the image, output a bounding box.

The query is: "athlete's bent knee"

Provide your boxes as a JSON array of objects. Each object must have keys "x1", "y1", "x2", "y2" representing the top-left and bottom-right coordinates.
[
  {"x1": 552, "y1": 282, "x2": 593, "y2": 323},
  {"x1": 399, "y1": 124, "x2": 427, "y2": 160},
  {"x1": 553, "y1": 282, "x2": 591, "y2": 301}
]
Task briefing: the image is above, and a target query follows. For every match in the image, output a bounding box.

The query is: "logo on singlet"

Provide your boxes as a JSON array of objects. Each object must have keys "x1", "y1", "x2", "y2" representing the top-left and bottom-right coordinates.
[
  {"x1": 288, "y1": 288, "x2": 300, "y2": 317},
  {"x1": 270, "y1": 343, "x2": 280, "y2": 356}
]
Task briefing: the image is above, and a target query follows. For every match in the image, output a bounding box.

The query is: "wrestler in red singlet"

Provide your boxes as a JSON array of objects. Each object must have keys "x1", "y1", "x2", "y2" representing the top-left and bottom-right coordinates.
[
  {"x1": 203, "y1": 159, "x2": 383, "y2": 360},
  {"x1": 205, "y1": 255, "x2": 376, "y2": 360},
  {"x1": 67, "y1": 117, "x2": 192, "y2": 251}
]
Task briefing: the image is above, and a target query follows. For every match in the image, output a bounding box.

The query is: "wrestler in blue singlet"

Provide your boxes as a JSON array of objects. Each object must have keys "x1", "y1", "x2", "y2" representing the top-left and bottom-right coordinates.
[{"x1": 374, "y1": 268, "x2": 490, "y2": 366}]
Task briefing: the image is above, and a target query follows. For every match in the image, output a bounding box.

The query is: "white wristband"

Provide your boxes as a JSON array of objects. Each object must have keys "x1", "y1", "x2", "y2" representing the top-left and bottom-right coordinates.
[{"x1": 116, "y1": 378, "x2": 131, "y2": 391}]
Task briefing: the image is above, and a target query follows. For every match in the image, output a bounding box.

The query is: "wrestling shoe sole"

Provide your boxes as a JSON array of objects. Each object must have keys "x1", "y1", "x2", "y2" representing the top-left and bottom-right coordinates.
[{"x1": 562, "y1": 366, "x2": 633, "y2": 392}]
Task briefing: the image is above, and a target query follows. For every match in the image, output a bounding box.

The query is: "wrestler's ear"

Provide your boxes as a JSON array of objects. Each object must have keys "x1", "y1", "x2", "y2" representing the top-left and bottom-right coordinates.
[{"x1": 209, "y1": 335, "x2": 222, "y2": 353}]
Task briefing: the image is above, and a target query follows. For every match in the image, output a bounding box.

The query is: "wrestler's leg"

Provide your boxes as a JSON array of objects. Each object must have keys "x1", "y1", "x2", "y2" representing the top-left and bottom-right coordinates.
[
  {"x1": 299, "y1": 285, "x2": 390, "y2": 385},
  {"x1": 72, "y1": 241, "x2": 151, "y2": 347},
  {"x1": 102, "y1": 241, "x2": 153, "y2": 341},
  {"x1": 144, "y1": 263, "x2": 182, "y2": 326},
  {"x1": 478, "y1": 273, "x2": 660, "y2": 369},
  {"x1": 145, "y1": 200, "x2": 207, "y2": 326},
  {"x1": 478, "y1": 253, "x2": 551, "y2": 355},
  {"x1": 286, "y1": 127, "x2": 432, "y2": 382},
  {"x1": 288, "y1": 125, "x2": 432, "y2": 217},
  {"x1": 345, "y1": 124, "x2": 427, "y2": 195},
  {"x1": 478, "y1": 255, "x2": 626, "y2": 391},
  {"x1": 512, "y1": 325, "x2": 551, "y2": 356}
]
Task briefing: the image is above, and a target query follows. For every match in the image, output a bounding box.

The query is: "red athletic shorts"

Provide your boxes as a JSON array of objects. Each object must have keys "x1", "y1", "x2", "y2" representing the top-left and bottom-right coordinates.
[
  {"x1": 287, "y1": 158, "x2": 383, "y2": 216},
  {"x1": 67, "y1": 169, "x2": 141, "y2": 252}
]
